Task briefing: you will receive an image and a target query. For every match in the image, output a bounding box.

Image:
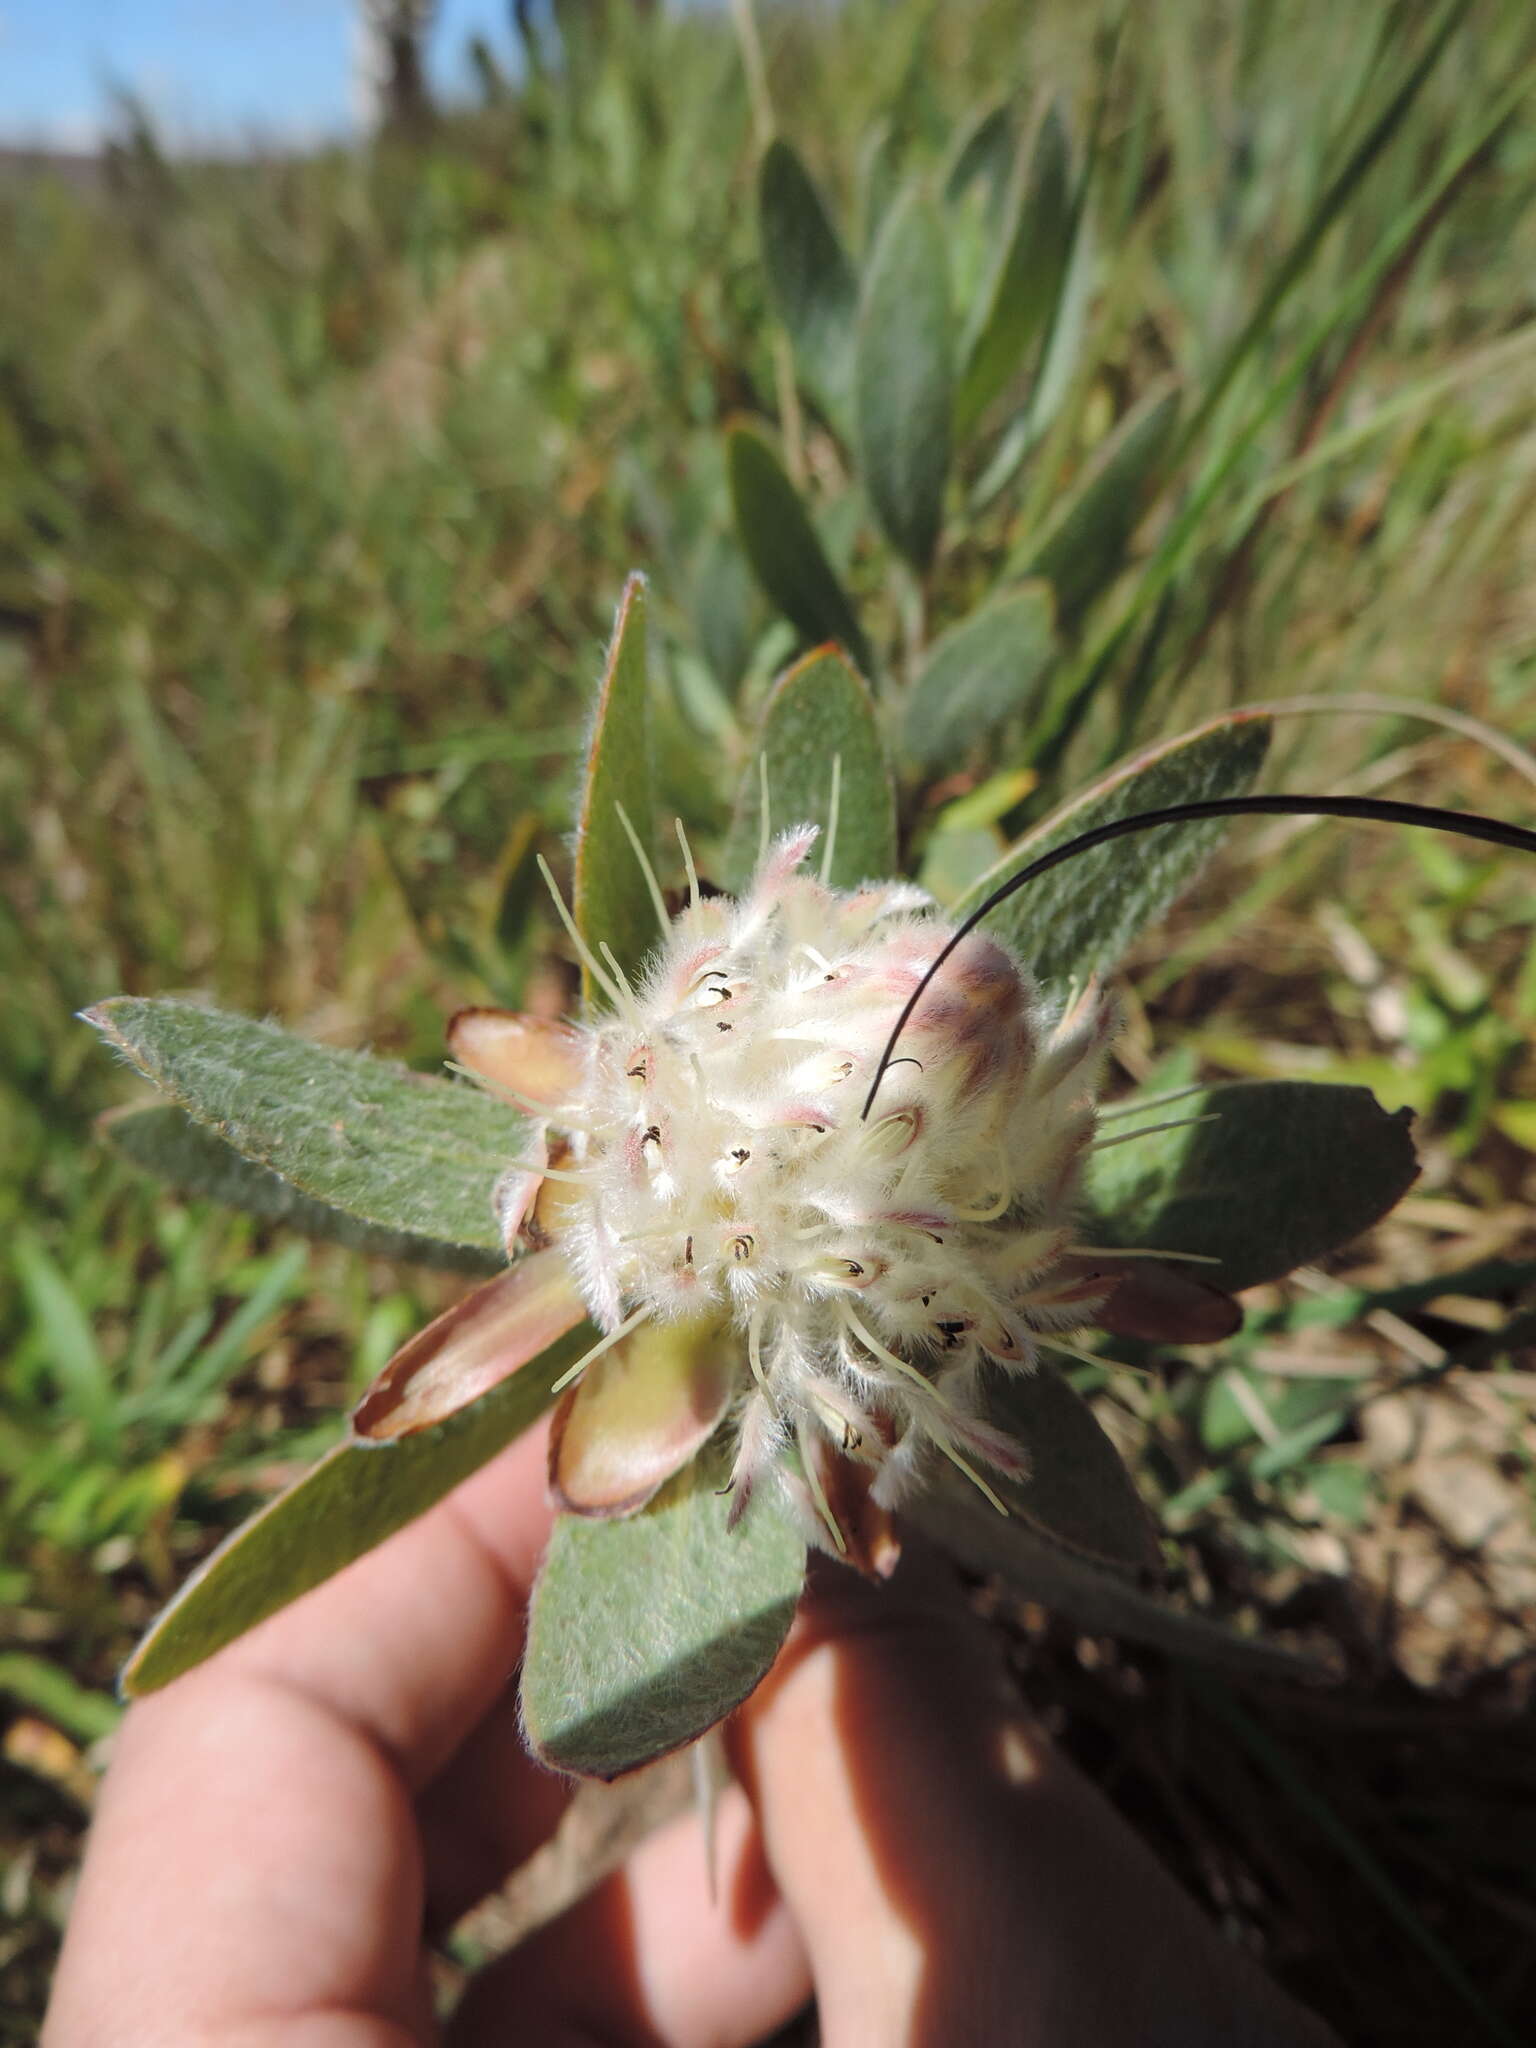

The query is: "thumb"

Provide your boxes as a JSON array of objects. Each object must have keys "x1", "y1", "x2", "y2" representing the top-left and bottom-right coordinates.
[{"x1": 730, "y1": 1542, "x2": 1341, "y2": 2048}]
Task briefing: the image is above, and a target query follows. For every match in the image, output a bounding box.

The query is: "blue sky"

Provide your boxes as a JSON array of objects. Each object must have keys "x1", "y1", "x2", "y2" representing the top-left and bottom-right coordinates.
[{"x1": 0, "y1": 0, "x2": 521, "y2": 150}]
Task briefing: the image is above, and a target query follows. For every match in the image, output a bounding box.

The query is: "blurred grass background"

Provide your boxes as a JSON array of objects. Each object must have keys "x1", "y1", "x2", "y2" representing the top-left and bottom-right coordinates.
[{"x1": 3, "y1": 0, "x2": 1535, "y2": 2037}]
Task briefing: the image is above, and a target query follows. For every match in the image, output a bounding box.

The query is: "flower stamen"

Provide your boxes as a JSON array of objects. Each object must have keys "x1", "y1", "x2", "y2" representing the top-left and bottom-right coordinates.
[
  {"x1": 549, "y1": 1300, "x2": 655, "y2": 1393},
  {"x1": 1089, "y1": 1113, "x2": 1221, "y2": 1152},
  {"x1": 614, "y1": 799, "x2": 672, "y2": 939},
  {"x1": 819, "y1": 753, "x2": 842, "y2": 887},
  {"x1": 674, "y1": 816, "x2": 702, "y2": 917},
  {"x1": 796, "y1": 1426, "x2": 848, "y2": 1553},
  {"x1": 536, "y1": 853, "x2": 628, "y2": 1010}
]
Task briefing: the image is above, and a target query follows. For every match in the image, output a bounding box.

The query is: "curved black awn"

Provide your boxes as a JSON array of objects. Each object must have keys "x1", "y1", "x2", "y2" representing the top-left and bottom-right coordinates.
[{"x1": 860, "y1": 794, "x2": 1536, "y2": 1121}]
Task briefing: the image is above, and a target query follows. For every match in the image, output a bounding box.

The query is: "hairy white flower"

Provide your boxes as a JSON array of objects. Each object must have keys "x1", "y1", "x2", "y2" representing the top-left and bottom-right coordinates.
[{"x1": 499, "y1": 826, "x2": 1120, "y2": 1557}]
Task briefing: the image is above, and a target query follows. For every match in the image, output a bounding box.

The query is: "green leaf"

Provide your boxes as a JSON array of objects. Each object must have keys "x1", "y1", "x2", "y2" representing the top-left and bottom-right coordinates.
[
  {"x1": 979, "y1": 1359, "x2": 1161, "y2": 1573},
  {"x1": 727, "y1": 427, "x2": 872, "y2": 674},
  {"x1": 855, "y1": 189, "x2": 954, "y2": 571},
  {"x1": 942, "y1": 96, "x2": 1018, "y2": 219},
  {"x1": 573, "y1": 572, "x2": 659, "y2": 1001},
  {"x1": 954, "y1": 712, "x2": 1272, "y2": 994},
  {"x1": 904, "y1": 582, "x2": 1057, "y2": 770},
  {"x1": 970, "y1": 107, "x2": 1098, "y2": 508},
  {"x1": 692, "y1": 530, "x2": 759, "y2": 700},
  {"x1": 956, "y1": 101, "x2": 1073, "y2": 437},
  {"x1": 521, "y1": 1449, "x2": 807, "y2": 1778},
  {"x1": 102, "y1": 1104, "x2": 503, "y2": 1273},
  {"x1": 856, "y1": 117, "x2": 900, "y2": 251},
  {"x1": 1084, "y1": 1080, "x2": 1419, "y2": 1294},
  {"x1": 911, "y1": 1471, "x2": 1324, "y2": 1680},
  {"x1": 84, "y1": 999, "x2": 521, "y2": 1254},
  {"x1": 758, "y1": 138, "x2": 858, "y2": 413},
  {"x1": 723, "y1": 646, "x2": 897, "y2": 892},
  {"x1": 123, "y1": 1317, "x2": 592, "y2": 1695},
  {"x1": 0, "y1": 1652, "x2": 121, "y2": 1744},
  {"x1": 1201, "y1": 1366, "x2": 1358, "y2": 1458},
  {"x1": 13, "y1": 1230, "x2": 113, "y2": 1443},
  {"x1": 1018, "y1": 388, "x2": 1180, "y2": 628}
]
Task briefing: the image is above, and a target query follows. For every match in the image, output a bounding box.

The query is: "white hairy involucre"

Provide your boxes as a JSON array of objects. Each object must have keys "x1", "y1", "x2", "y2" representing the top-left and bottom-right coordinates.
[{"x1": 523, "y1": 827, "x2": 1114, "y2": 1545}]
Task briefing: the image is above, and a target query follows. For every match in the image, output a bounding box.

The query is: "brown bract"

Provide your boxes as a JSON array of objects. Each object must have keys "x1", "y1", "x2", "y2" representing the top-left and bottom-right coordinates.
[{"x1": 352, "y1": 1250, "x2": 587, "y2": 1440}]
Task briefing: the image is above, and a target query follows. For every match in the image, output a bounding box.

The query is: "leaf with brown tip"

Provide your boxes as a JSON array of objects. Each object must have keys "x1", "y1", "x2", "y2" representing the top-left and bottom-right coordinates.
[{"x1": 354, "y1": 1251, "x2": 588, "y2": 1440}]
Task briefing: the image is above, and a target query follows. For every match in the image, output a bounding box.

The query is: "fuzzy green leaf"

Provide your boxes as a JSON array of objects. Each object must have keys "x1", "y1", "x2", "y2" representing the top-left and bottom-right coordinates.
[
  {"x1": 723, "y1": 646, "x2": 897, "y2": 892},
  {"x1": 1019, "y1": 388, "x2": 1181, "y2": 627},
  {"x1": 758, "y1": 137, "x2": 859, "y2": 412},
  {"x1": 910, "y1": 1473, "x2": 1324, "y2": 1679},
  {"x1": 521, "y1": 1450, "x2": 807, "y2": 1778},
  {"x1": 978, "y1": 1360, "x2": 1161, "y2": 1573},
  {"x1": 954, "y1": 712, "x2": 1272, "y2": 994},
  {"x1": 85, "y1": 999, "x2": 523, "y2": 1253},
  {"x1": 904, "y1": 582, "x2": 1057, "y2": 769},
  {"x1": 1084, "y1": 1080, "x2": 1419, "y2": 1294},
  {"x1": 123, "y1": 1320, "x2": 592, "y2": 1694},
  {"x1": 573, "y1": 573, "x2": 658, "y2": 1001},
  {"x1": 727, "y1": 427, "x2": 872, "y2": 674},
  {"x1": 855, "y1": 189, "x2": 954, "y2": 570},
  {"x1": 956, "y1": 101, "x2": 1073, "y2": 437},
  {"x1": 102, "y1": 1103, "x2": 503, "y2": 1272}
]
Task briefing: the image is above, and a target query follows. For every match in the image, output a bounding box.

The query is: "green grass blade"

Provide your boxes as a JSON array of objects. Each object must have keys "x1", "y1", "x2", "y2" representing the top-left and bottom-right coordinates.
[
  {"x1": 1177, "y1": 0, "x2": 1475, "y2": 458},
  {"x1": 1192, "y1": 1681, "x2": 1526, "y2": 2048}
]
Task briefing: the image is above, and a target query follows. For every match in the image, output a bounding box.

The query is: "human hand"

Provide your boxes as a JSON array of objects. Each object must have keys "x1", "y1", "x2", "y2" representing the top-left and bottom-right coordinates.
[{"x1": 46, "y1": 1420, "x2": 1339, "y2": 2046}]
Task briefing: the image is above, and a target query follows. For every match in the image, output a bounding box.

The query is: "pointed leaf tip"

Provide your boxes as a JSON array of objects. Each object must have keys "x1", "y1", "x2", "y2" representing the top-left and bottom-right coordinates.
[
  {"x1": 1085, "y1": 1081, "x2": 1420, "y2": 1292},
  {"x1": 84, "y1": 998, "x2": 525, "y2": 1252},
  {"x1": 353, "y1": 1251, "x2": 588, "y2": 1440},
  {"x1": 727, "y1": 427, "x2": 872, "y2": 674},
  {"x1": 960, "y1": 711, "x2": 1273, "y2": 993}
]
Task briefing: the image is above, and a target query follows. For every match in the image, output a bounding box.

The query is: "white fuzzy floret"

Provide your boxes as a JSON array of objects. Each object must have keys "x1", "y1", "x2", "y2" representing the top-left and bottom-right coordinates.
[{"x1": 542, "y1": 829, "x2": 1112, "y2": 1541}]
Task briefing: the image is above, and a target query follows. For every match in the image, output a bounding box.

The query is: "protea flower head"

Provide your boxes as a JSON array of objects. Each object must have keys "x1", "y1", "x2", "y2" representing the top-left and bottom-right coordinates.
[{"x1": 445, "y1": 824, "x2": 1239, "y2": 1571}]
